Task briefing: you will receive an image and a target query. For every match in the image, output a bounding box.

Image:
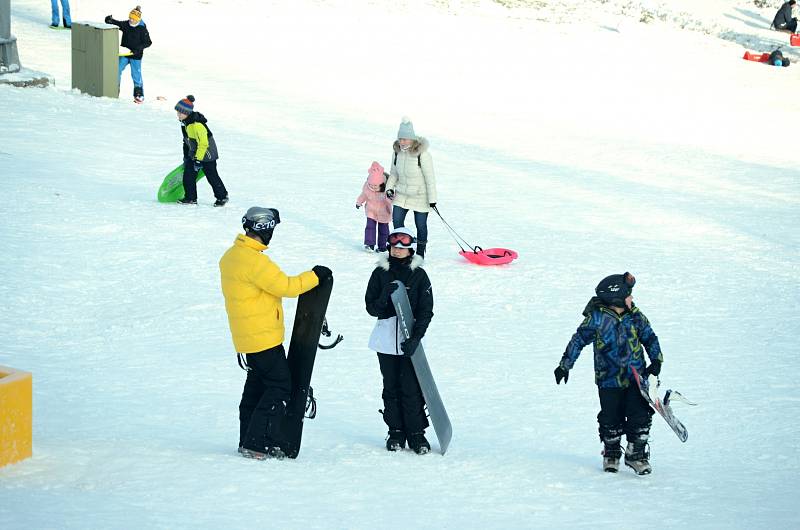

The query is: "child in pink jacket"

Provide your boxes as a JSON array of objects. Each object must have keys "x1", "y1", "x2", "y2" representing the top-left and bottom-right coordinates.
[{"x1": 356, "y1": 162, "x2": 393, "y2": 252}]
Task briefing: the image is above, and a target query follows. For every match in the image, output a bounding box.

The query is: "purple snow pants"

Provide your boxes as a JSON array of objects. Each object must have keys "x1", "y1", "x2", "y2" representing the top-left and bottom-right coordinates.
[{"x1": 365, "y1": 218, "x2": 389, "y2": 249}]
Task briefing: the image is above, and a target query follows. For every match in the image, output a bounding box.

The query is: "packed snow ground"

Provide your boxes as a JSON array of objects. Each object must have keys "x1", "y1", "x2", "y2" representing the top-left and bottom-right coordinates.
[{"x1": 1, "y1": 1, "x2": 799, "y2": 528}]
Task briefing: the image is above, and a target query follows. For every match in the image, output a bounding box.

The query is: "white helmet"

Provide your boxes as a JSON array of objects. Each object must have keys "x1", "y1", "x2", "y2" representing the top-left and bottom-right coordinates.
[{"x1": 387, "y1": 226, "x2": 417, "y2": 252}]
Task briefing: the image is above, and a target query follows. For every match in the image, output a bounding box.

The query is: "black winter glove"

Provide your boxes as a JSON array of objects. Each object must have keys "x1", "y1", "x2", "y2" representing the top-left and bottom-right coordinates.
[
  {"x1": 105, "y1": 15, "x2": 113, "y2": 23},
  {"x1": 646, "y1": 360, "x2": 662, "y2": 377},
  {"x1": 401, "y1": 336, "x2": 420, "y2": 357},
  {"x1": 193, "y1": 159, "x2": 202, "y2": 172},
  {"x1": 386, "y1": 190, "x2": 395, "y2": 200},
  {"x1": 429, "y1": 203, "x2": 437, "y2": 208},
  {"x1": 312, "y1": 265, "x2": 332, "y2": 283},
  {"x1": 554, "y1": 365, "x2": 569, "y2": 384},
  {"x1": 376, "y1": 282, "x2": 398, "y2": 309},
  {"x1": 355, "y1": 203, "x2": 361, "y2": 209}
]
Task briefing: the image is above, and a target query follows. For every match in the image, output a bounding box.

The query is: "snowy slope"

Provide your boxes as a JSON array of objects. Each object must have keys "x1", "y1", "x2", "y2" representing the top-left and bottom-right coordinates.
[{"x1": 1, "y1": 1, "x2": 799, "y2": 528}]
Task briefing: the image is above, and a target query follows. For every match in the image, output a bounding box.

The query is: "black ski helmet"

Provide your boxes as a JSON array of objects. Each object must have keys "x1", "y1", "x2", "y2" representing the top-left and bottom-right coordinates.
[
  {"x1": 242, "y1": 207, "x2": 280, "y2": 244},
  {"x1": 595, "y1": 271, "x2": 636, "y2": 308}
]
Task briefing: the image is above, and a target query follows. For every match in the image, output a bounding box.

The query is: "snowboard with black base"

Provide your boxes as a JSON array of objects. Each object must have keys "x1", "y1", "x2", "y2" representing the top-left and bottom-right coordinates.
[
  {"x1": 281, "y1": 274, "x2": 334, "y2": 459},
  {"x1": 390, "y1": 280, "x2": 453, "y2": 455}
]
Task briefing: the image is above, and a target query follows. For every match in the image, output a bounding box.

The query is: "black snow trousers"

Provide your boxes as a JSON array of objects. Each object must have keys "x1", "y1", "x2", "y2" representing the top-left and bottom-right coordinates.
[
  {"x1": 377, "y1": 353, "x2": 429, "y2": 434},
  {"x1": 239, "y1": 345, "x2": 292, "y2": 451},
  {"x1": 597, "y1": 386, "x2": 653, "y2": 443},
  {"x1": 182, "y1": 159, "x2": 228, "y2": 202}
]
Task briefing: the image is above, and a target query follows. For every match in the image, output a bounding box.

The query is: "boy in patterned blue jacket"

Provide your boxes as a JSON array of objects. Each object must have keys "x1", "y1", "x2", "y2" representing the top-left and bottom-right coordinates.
[{"x1": 554, "y1": 272, "x2": 663, "y2": 475}]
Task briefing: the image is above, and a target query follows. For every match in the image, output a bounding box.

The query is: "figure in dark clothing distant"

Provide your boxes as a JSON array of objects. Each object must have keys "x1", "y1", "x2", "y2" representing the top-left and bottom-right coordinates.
[
  {"x1": 105, "y1": 6, "x2": 152, "y2": 102},
  {"x1": 773, "y1": 1, "x2": 798, "y2": 33}
]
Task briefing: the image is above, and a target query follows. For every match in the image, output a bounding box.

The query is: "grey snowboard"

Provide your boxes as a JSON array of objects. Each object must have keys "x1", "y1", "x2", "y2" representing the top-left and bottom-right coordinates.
[{"x1": 390, "y1": 280, "x2": 453, "y2": 455}]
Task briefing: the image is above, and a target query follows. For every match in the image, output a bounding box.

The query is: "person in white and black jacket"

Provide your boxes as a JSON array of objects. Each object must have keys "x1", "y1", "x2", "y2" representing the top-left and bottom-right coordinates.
[{"x1": 364, "y1": 227, "x2": 434, "y2": 454}]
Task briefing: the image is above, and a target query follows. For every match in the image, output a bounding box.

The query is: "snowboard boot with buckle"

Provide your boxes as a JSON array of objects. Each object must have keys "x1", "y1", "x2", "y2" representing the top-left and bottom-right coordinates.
[
  {"x1": 386, "y1": 430, "x2": 406, "y2": 451},
  {"x1": 408, "y1": 431, "x2": 431, "y2": 455},
  {"x1": 625, "y1": 439, "x2": 652, "y2": 475},
  {"x1": 602, "y1": 437, "x2": 622, "y2": 473}
]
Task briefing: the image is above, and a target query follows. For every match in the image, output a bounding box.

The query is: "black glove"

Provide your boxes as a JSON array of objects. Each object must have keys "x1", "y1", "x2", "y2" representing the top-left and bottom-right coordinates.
[
  {"x1": 646, "y1": 360, "x2": 661, "y2": 377},
  {"x1": 105, "y1": 15, "x2": 113, "y2": 23},
  {"x1": 355, "y1": 204, "x2": 361, "y2": 209},
  {"x1": 385, "y1": 282, "x2": 398, "y2": 300},
  {"x1": 192, "y1": 159, "x2": 202, "y2": 172},
  {"x1": 312, "y1": 265, "x2": 332, "y2": 283},
  {"x1": 554, "y1": 365, "x2": 569, "y2": 384},
  {"x1": 429, "y1": 203, "x2": 437, "y2": 208},
  {"x1": 401, "y1": 336, "x2": 420, "y2": 356},
  {"x1": 386, "y1": 190, "x2": 395, "y2": 200}
]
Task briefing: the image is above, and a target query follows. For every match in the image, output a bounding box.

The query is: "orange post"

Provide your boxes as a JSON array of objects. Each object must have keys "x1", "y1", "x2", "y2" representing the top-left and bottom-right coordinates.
[{"x1": 0, "y1": 365, "x2": 32, "y2": 467}]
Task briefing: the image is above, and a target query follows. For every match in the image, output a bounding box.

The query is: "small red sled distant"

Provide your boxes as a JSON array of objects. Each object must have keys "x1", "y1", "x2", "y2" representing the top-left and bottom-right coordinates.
[
  {"x1": 791, "y1": 34, "x2": 800, "y2": 47},
  {"x1": 742, "y1": 51, "x2": 770, "y2": 63}
]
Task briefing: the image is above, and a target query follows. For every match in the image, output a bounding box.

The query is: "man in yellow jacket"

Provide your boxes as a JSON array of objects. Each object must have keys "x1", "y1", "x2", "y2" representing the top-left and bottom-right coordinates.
[{"x1": 220, "y1": 206, "x2": 331, "y2": 460}]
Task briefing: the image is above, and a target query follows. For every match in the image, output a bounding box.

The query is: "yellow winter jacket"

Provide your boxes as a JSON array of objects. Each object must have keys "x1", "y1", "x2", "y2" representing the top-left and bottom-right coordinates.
[{"x1": 219, "y1": 234, "x2": 319, "y2": 353}]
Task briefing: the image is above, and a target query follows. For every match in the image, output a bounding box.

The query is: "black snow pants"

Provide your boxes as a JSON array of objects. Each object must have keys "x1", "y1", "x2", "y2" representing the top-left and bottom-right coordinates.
[
  {"x1": 597, "y1": 386, "x2": 654, "y2": 443},
  {"x1": 182, "y1": 159, "x2": 228, "y2": 202},
  {"x1": 239, "y1": 345, "x2": 292, "y2": 451},
  {"x1": 377, "y1": 353, "x2": 428, "y2": 434}
]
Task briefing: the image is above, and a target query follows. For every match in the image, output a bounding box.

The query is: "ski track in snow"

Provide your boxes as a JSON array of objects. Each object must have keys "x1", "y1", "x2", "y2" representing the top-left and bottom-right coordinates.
[{"x1": 2, "y1": 0, "x2": 799, "y2": 528}]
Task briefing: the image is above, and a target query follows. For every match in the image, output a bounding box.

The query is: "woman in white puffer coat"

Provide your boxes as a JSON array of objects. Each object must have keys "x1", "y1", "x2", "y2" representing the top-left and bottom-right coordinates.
[{"x1": 385, "y1": 117, "x2": 437, "y2": 258}]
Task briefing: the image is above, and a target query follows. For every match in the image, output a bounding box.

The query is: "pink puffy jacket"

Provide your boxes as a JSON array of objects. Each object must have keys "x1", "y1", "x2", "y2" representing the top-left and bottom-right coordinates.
[{"x1": 356, "y1": 181, "x2": 393, "y2": 223}]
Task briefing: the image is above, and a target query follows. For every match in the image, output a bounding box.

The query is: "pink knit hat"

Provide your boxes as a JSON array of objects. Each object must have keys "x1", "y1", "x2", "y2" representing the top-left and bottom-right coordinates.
[{"x1": 367, "y1": 161, "x2": 385, "y2": 185}]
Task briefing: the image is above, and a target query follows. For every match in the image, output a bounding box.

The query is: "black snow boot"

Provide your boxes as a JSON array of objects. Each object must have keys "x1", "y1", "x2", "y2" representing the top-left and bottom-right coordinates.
[
  {"x1": 416, "y1": 240, "x2": 427, "y2": 259},
  {"x1": 408, "y1": 431, "x2": 430, "y2": 455},
  {"x1": 386, "y1": 430, "x2": 406, "y2": 451},
  {"x1": 625, "y1": 438, "x2": 652, "y2": 475},
  {"x1": 602, "y1": 437, "x2": 622, "y2": 473}
]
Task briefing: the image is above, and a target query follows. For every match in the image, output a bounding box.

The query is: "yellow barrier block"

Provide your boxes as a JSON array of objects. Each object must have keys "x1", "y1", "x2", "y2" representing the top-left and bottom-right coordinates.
[{"x1": 0, "y1": 365, "x2": 32, "y2": 467}]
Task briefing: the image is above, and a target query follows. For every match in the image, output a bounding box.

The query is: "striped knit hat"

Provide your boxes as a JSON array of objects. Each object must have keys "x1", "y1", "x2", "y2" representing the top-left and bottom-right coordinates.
[
  {"x1": 175, "y1": 95, "x2": 195, "y2": 114},
  {"x1": 129, "y1": 6, "x2": 142, "y2": 23}
]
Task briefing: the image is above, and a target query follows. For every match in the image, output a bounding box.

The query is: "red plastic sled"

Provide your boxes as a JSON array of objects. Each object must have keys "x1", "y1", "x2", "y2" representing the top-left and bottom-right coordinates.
[
  {"x1": 459, "y1": 247, "x2": 518, "y2": 266},
  {"x1": 743, "y1": 51, "x2": 770, "y2": 63},
  {"x1": 791, "y1": 34, "x2": 800, "y2": 47}
]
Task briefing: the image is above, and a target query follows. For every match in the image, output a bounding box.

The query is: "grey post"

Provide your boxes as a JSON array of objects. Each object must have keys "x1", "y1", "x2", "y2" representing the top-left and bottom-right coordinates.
[{"x1": 0, "y1": 0, "x2": 21, "y2": 74}]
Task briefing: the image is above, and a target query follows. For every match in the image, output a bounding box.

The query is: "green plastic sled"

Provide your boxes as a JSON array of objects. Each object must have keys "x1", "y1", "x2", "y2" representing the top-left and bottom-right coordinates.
[{"x1": 157, "y1": 163, "x2": 206, "y2": 203}]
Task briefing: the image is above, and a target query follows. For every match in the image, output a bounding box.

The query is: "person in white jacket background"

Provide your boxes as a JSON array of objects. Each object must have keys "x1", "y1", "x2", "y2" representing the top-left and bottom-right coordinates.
[{"x1": 386, "y1": 117, "x2": 438, "y2": 258}]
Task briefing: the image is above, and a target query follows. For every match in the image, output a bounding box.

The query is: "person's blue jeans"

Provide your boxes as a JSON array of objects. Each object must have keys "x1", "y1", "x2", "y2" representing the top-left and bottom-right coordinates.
[
  {"x1": 118, "y1": 57, "x2": 143, "y2": 95},
  {"x1": 392, "y1": 206, "x2": 429, "y2": 243},
  {"x1": 51, "y1": 0, "x2": 71, "y2": 26}
]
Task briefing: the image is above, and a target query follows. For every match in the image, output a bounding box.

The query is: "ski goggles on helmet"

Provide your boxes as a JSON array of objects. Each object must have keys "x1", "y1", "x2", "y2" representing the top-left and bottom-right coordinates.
[
  {"x1": 388, "y1": 232, "x2": 415, "y2": 247},
  {"x1": 623, "y1": 272, "x2": 636, "y2": 289}
]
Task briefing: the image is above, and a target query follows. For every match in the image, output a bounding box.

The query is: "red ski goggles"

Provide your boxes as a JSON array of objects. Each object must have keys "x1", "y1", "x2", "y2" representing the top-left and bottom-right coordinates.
[{"x1": 388, "y1": 232, "x2": 415, "y2": 246}]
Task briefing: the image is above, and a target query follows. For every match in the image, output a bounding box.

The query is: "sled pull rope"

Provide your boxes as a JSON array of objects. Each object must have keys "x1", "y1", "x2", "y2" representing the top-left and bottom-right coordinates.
[{"x1": 431, "y1": 205, "x2": 479, "y2": 253}]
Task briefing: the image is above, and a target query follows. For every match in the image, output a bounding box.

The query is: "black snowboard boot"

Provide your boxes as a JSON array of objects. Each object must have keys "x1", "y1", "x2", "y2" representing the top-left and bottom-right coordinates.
[
  {"x1": 386, "y1": 430, "x2": 406, "y2": 451},
  {"x1": 625, "y1": 438, "x2": 652, "y2": 475},
  {"x1": 416, "y1": 240, "x2": 427, "y2": 259},
  {"x1": 408, "y1": 431, "x2": 430, "y2": 455},
  {"x1": 602, "y1": 437, "x2": 622, "y2": 473}
]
